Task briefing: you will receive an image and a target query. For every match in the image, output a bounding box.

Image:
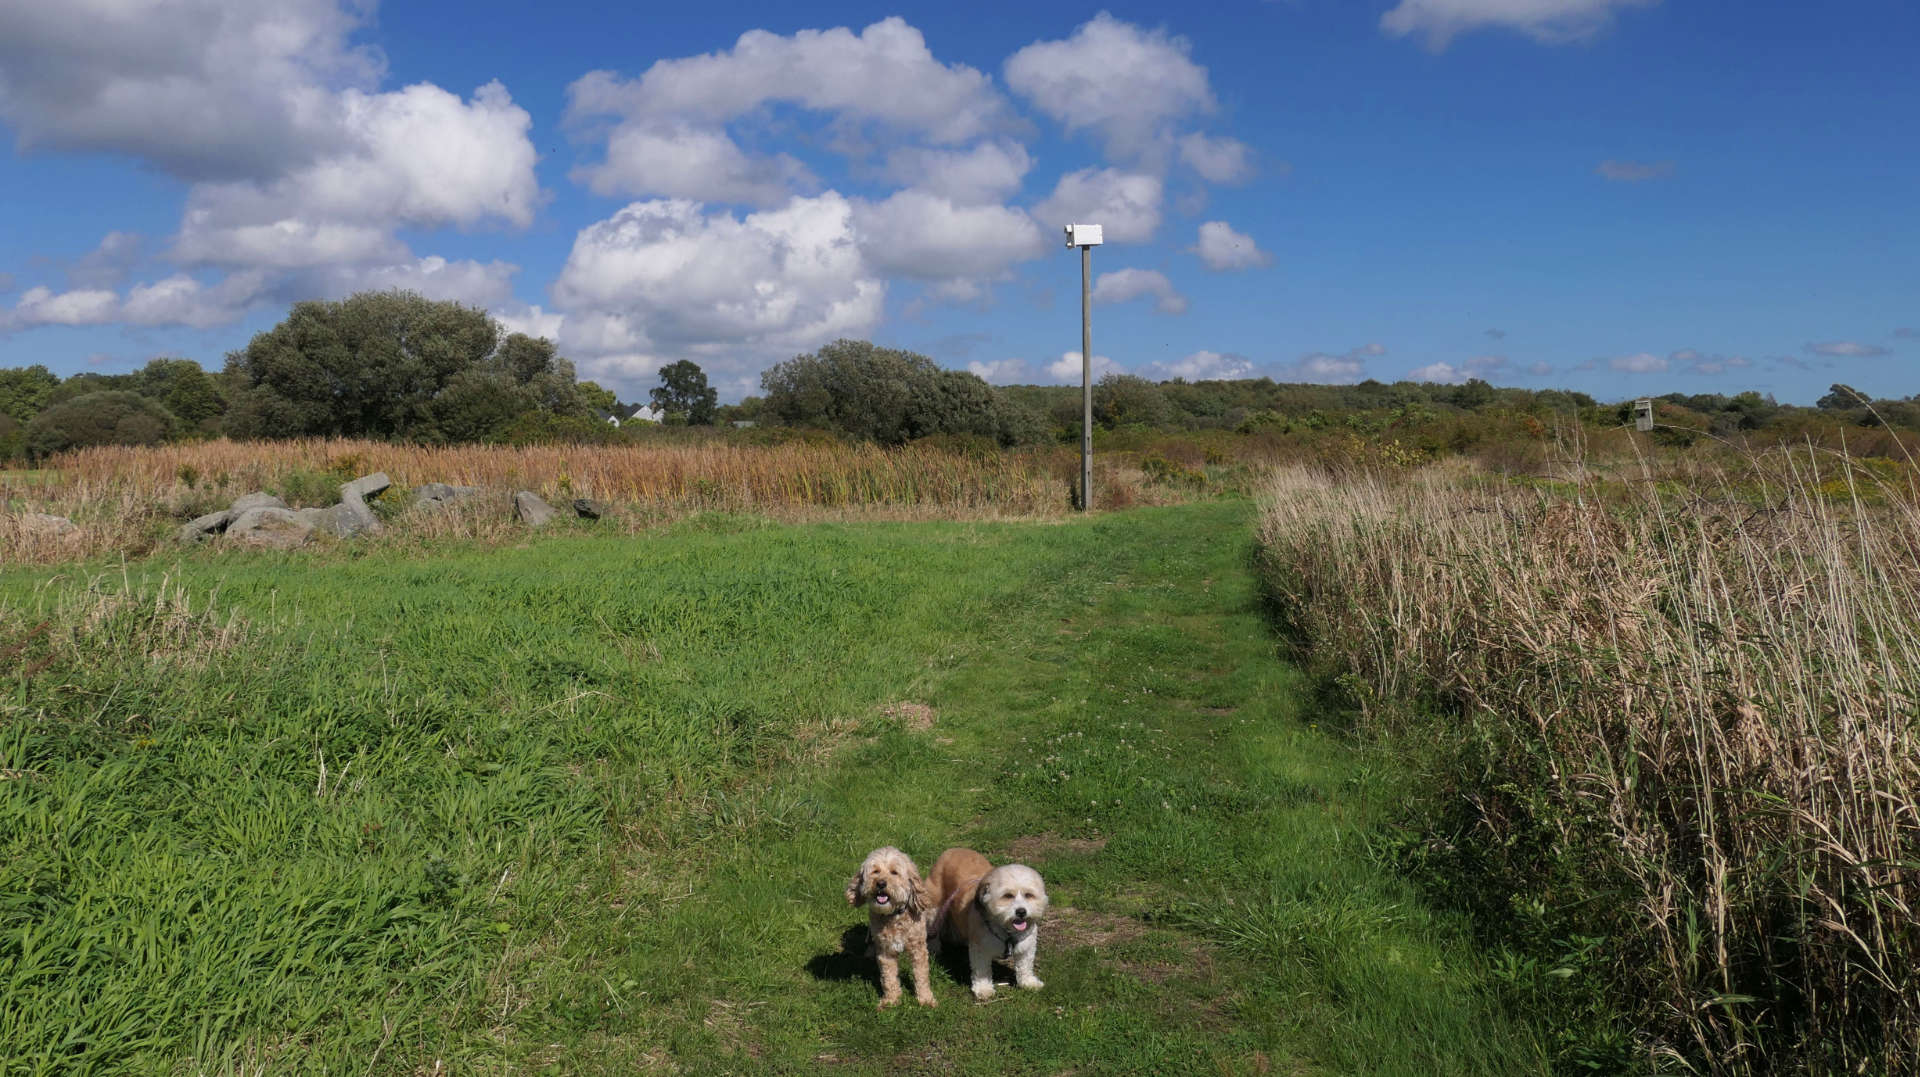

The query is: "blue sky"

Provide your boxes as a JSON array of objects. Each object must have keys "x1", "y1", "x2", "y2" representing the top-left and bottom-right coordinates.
[{"x1": 1, "y1": 0, "x2": 1913, "y2": 405}]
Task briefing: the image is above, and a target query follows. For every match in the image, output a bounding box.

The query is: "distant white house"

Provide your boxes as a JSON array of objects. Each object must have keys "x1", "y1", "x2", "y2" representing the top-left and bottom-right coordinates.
[{"x1": 602, "y1": 402, "x2": 665, "y2": 426}]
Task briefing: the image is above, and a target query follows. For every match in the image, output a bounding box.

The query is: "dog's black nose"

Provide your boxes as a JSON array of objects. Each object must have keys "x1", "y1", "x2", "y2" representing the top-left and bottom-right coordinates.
[
  {"x1": 874, "y1": 879, "x2": 888, "y2": 891},
  {"x1": 1014, "y1": 906, "x2": 1027, "y2": 920}
]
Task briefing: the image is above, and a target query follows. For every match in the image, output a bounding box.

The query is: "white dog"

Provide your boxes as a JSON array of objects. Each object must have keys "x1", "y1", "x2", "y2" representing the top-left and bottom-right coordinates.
[{"x1": 926, "y1": 847, "x2": 1049, "y2": 1001}]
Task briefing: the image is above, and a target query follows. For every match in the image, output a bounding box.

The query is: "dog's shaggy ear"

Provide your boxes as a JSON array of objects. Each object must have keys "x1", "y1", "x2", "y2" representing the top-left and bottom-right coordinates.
[
  {"x1": 974, "y1": 875, "x2": 993, "y2": 910},
  {"x1": 846, "y1": 866, "x2": 866, "y2": 907},
  {"x1": 901, "y1": 861, "x2": 927, "y2": 916}
]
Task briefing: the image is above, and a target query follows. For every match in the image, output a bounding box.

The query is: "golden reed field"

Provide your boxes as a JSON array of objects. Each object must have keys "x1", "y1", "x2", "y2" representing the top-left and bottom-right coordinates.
[
  {"x1": 1258, "y1": 445, "x2": 1920, "y2": 1072},
  {"x1": 0, "y1": 436, "x2": 1201, "y2": 564}
]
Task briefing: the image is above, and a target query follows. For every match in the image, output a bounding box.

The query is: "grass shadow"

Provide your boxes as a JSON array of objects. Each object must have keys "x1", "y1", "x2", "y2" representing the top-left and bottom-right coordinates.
[{"x1": 805, "y1": 925, "x2": 874, "y2": 987}]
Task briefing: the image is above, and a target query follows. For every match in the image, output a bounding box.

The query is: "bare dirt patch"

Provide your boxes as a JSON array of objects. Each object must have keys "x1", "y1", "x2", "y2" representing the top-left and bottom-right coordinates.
[
  {"x1": 1046, "y1": 907, "x2": 1149, "y2": 950},
  {"x1": 1124, "y1": 945, "x2": 1216, "y2": 986},
  {"x1": 1005, "y1": 832, "x2": 1108, "y2": 864},
  {"x1": 879, "y1": 701, "x2": 937, "y2": 731}
]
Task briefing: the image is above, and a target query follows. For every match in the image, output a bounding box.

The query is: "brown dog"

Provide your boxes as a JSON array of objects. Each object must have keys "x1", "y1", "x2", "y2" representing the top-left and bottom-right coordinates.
[
  {"x1": 926, "y1": 847, "x2": 1049, "y2": 1000},
  {"x1": 845, "y1": 846, "x2": 937, "y2": 1008}
]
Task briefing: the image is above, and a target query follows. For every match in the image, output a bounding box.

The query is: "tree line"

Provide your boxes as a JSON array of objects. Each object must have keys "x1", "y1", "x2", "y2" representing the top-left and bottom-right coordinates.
[
  {"x1": 0, "y1": 291, "x2": 622, "y2": 461},
  {"x1": 2, "y1": 286, "x2": 1913, "y2": 462}
]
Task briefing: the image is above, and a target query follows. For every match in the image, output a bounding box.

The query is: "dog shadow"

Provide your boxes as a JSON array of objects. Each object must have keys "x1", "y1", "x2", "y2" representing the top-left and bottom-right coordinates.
[
  {"x1": 808, "y1": 924, "x2": 1017, "y2": 993},
  {"x1": 932, "y1": 940, "x2": 974, "y2": 986},
  {"x1": 805, "y1": 925, "x2": 874, "y2": 986}
]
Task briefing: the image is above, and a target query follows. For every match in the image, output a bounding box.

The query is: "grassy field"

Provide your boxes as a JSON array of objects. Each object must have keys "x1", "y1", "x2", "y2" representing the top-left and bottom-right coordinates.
[{"x1": 1, "y1": 501, "x2": 1543, "y2": 1074}]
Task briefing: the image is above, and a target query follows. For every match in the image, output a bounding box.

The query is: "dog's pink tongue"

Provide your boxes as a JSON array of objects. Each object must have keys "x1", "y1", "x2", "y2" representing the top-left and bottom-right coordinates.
[
  {"x1": 1011, "y1": 919, "x2": 1028, "y2": 932},
  {"x1": 875, "y1": 893, "x2": 890, "y2": 905}
]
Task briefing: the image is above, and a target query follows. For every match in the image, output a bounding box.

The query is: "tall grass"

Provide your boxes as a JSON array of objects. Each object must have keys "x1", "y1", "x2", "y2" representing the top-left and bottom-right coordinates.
[
  {"x1": 2, "y1": 436, "x2": 1208, "y2": 564},
  {"x1": 1255, "y1": 447, "x2": 1920, "y2": 1072}
]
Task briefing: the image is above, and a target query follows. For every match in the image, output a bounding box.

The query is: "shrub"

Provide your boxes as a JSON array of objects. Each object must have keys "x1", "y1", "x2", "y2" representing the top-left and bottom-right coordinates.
[{"x1": 24, "y1": 390, "x2": 176, "y2": 460}]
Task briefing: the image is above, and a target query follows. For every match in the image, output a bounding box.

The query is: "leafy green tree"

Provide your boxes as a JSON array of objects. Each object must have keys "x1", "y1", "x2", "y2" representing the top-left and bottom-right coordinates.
[
  {"x1": 224, "y1": 290, "x2": 499, "y2": 439},
  {"x1": 761, "y1": 339, "x2": 1043, "y2": 446},
  {"x1": 1816, "y1": 383, "x2": 1869, "y2": 412},
  {"x1": 428, "y1": 334, "x2": 594, "y2": 442},
  {"x1": 650, "y1": 360, "x2": 719, "y2": 426},
  {"x1": 24, "y1": 391, "x2": 176, "y2": 460},
  {"x1": 0, "y1": 413, "x2": 21, "y2": 462},
  {"x1": 1726, "y1": 390, "x2": 1778, "y2": 431},
  {"x1": 0, "y1": 365, "x2": 60, "y2": 423},
  {"x1": 131, "y1": 358, "x2": 226, "y2": 431},
  {"x1": 716, "y1": 396, "x2": 765, "y2": 425},
  {"x1": 577, "y1": 380, "x2": 618, "y2": 414},
  {"x1": 45, "y1": 372, "x2": 132, "y2": 407},
  {"x1": 1093, "y1": 374, "x2": 1176, "y2": 429}
]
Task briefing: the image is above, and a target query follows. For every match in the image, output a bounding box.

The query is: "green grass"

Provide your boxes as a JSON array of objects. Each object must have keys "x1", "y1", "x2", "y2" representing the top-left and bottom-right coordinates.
[{"x1": 0, "y1": 503, "x2": 1545, "y2": 1074}]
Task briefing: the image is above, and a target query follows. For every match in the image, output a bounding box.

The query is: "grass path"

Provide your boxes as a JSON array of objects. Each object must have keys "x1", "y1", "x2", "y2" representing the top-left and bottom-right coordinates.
[
  {"x1": 0, "y1": 502, "x2": 1542, "y2": 1074},
  {"x1": 490, "y1": 502, "x2": 1544, "y2": 1075}
]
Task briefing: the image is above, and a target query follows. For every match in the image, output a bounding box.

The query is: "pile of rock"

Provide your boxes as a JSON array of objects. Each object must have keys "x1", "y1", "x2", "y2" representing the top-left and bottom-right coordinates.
[
  {"x1": 179, "y1": 472, "x2": 391, "y2": 550},
  {"x1": 177, "y1": 474, "x2": 611, "y2": 549},
  {"x1": 510, "y1": 491, "x2": 607, "y2": 528}
]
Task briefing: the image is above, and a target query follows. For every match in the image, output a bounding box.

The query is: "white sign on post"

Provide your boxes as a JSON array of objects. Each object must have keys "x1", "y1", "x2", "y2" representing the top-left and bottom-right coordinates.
[{"x1": 1063, "y1": 223, "x2": 1103, "y2": 248}]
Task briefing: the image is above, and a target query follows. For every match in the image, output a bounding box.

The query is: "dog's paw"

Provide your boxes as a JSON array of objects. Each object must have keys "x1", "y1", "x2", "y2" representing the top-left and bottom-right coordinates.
[
  {"x1": 1018, "y1": 976, "x2": 1044, "y2": 991},
  {"x1": 915, "y1": 993, "x2": 938, "y2": 1008},
  {"x1": 970, "y1": 983, "x2": 995, "y2": 1001}
]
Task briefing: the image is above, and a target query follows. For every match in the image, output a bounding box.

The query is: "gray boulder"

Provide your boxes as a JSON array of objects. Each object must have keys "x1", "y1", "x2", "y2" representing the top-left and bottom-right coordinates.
[
  {"x1": 513, "y1": 491, "x2": 556, "y2": 528},
  {"x1": 300, "y1": 499, "x2": 380, "y2": 538},
  {"x1": 226, "y1": 507, "x2": 313, "y2": 550},
  {"x1": 229, "y1": 492, "x2": 289, "y2": 515},
  {"x1": 177, "y1": 510, "x2": 233, "y2": 544},
  {"x1": 18, "y1": 513, "x2": 76, "y2": 536},
  {"x1": 340, "y1": 472, "x2": 391, "y2": 502},
  {"x1": 414, "y1": 482, "x2": 482, "y2": 507},
  {"x1": 572, "y1": 498, "x2": 609, "y2": 520}
]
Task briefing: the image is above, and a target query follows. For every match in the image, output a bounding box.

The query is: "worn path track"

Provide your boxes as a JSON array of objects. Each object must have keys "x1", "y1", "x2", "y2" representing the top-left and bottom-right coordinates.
[{"x1": 529, "y1": 502, "x2": 1545, "y2": 1075}]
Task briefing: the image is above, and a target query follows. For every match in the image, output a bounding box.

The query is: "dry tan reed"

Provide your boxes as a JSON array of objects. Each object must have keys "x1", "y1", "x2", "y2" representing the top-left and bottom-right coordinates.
[
  {"x1": 0, "y1": 437, "x2": 1205, "y2": 564},
  {"x1": 1258, "y1": 448, "x2": 1920, "y2": 1073}
]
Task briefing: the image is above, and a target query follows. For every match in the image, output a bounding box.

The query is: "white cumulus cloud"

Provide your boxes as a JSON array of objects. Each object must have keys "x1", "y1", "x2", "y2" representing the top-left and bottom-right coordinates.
[
  {"x1": 1047, "y1": 351, "x2": 1118, "y2": 383},
  {"x1": 1281, "y1": 344, "x2": 1384, "y2": 384},
  {"x1": 1091, "y1": 269, "x2": 1187, "y2": 315},
  {"x1": 567, "y1": 17, "x2": 1008, "y2": 145},
  {"x1": 573, "y1": 121, "x2": 815, "y2": 207},
  {"x1": 174, "y1": 80, "x2": 539, "y2": 268},
  {"x1": 852, "y1": 189, "x2": 1047, "y2": 282},
  {"x1": 1156, "y1": 349, "x2": 1251, "y2": 380},
  {"x1": 553, "y1": 195, "x2": 884, "y2": 381},
  {"x1": 1408, "y1": 354, "x2": 1508, "y2": 383},
  {"x1": 0, "y1": 0, "x2": 381, "y2": 181},
  {"x1": 1004, "y1": 13, "x2": 1214, "y2": 164},
  {"x1": 967, "y1": 358, "x2": 1029, "y2": 384},
  {"x1": 1191, "y1": 221, "x2": 1272, "y2": 271},
  {"x1": 884, "y1": 141, "x2": 1033, "y2": 205},
  {"x1": 1032, "y1": 169, "x2": 1163, "y2": 244},
  {"x1": 1177, "y1": 134, "x2": 1255, "y2": 185}
]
